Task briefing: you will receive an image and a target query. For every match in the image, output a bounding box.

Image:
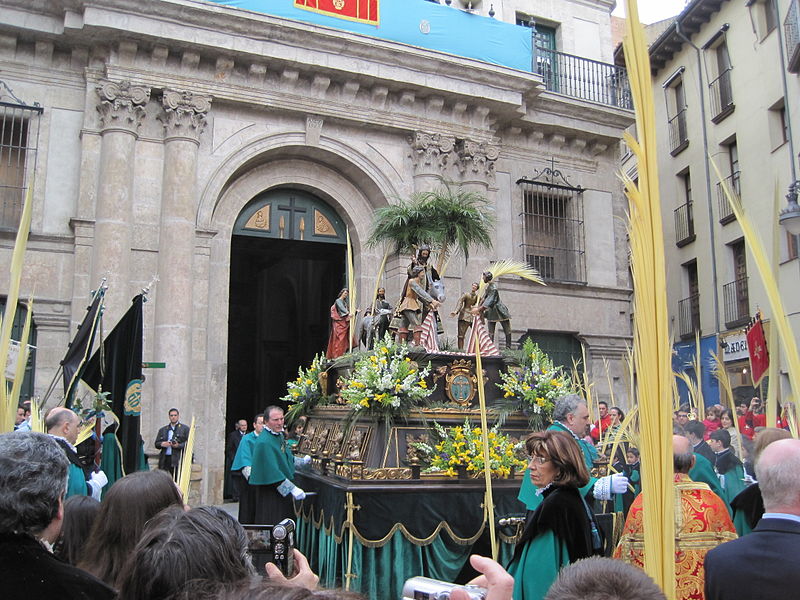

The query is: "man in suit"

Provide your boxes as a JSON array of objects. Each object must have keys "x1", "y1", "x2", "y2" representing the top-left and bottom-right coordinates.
[
  {"x1": 0, "y1": 431, "x2": 116, "y2": 600},
  {"x1": 224, "y1": 419, "x2": 248, "y2": 501},
  {"x1": 154, "y1": 408, "x2": 190, "y2": 477},
  {"x1": 705, "y1": 438, "x2": 800, "y2": 599}
]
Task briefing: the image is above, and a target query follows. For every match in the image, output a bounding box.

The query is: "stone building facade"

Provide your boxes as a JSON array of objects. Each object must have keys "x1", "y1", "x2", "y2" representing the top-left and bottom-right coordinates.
[{"x1": 1, "y1": 0, "x2": 633, "y2": 501}]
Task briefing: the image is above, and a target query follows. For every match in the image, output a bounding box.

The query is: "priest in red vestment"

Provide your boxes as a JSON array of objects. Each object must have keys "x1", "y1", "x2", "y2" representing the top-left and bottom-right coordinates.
[{"x1": 614, "y1": 435, "x2": 737, "y2": 600}]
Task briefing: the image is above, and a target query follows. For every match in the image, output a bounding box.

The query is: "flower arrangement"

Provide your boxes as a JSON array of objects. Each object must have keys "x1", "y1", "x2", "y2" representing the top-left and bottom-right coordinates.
[
  {"x1": 284, "y1": 353, "x2": 328, "y2": 422},
  {"x1": 496, "y1": 338, "x2": 572, "y2": 430},
  {"x1": 414, "y1": 419, "x2": 527, "y2": 478},
  {"x1": 339, "y1": 333, "x2": 433, "y2": 420}
]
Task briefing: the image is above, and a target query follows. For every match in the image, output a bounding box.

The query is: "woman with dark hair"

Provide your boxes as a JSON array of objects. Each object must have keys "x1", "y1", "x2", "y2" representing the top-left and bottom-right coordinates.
[
  {"x1": 54, "y1": 495, "x2": 100, "y2": 565},
  {"x1": 507, "y1": 430, "x2": 604, "y2": 600},
  {"x1": 720, "y1": 408, "x2": 742, "y2": 457},
  {"x1": 78, "y1": 469, "x2": 184, "y2": 587},
  {"x1": 117, "y1": 505, "x2": 319, "y2": 600}
]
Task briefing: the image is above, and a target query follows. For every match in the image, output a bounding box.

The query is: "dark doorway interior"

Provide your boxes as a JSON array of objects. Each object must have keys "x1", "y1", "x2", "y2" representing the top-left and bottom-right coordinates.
[{"x1": 226, "y1": 235, "x2": 345, "y2": 429}]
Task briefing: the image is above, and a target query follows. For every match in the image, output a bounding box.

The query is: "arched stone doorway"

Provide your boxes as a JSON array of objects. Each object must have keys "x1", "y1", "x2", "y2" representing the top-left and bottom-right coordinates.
[{"x1": 225, "y1": 188, "x2": 347, "y2": 431}]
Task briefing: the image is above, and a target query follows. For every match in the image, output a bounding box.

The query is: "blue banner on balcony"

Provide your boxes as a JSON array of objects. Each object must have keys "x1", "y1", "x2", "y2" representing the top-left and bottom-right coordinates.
[{"x1": 206, "y1": 0, "x2": 532, "y2": 72}]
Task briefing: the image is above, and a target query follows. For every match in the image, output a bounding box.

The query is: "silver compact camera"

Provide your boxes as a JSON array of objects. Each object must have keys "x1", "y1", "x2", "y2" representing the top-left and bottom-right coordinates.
[{"x1": 402, "y1": 577, "x2": 487, "y2": 600}]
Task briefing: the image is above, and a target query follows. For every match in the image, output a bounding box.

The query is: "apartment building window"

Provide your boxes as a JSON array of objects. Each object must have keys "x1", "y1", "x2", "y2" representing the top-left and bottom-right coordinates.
[
  {"x1": 0, "y1": 101, "x2": 42, "y2": 229},
  {"x1": 664, "y1": 69, "x2": 689, "y2": 155},
  {"x1": 678, "y1": 261, "x2": 700, "y2": 338},
  {"x1": 787, "y1": 230, "x2": 799, "y2": 260},
  {"x1": 706, "y1": 36, "x2": 735, "y2": 122},
  {"x1": 765, "y1": 0, "x2": 778, "y2": 34},
  {"x1": 518, "y1": 173, "x2": 586, "y2": 284},
  {"x1": 723, "y1": 240, "x2": 750, "y2": 327},
  {"x1": 768, "y1": 99, "x2": 789, "y2": 149},
  {"x1": 675, "y1": 170, "x2": 695, "y2": 246},
  {"x1": 787, "y1": 0, "x2": 800, "y2": 73},
  {"x1": 717, "y1": 139, "x2": 740, "y2": 224}
]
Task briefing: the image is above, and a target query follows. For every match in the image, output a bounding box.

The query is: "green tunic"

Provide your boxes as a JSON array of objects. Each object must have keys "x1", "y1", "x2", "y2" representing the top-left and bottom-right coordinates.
[
  {"x1": 231, "y1": 431, "x2": 258, "y2": 471},
  {"x1": 100, "y1": 432, "x2": 124, "y2": 498},
  {"x1": 518, "y1": 422, "x2": 598, "y2": 510},
  {"x1": 481, "y1": 281, "x2": 510, "y2": 322},
  {"x1": 508, "y1": 530, "x2": 569, "y2": 600},
  {"x1": 689, "y1": 453, "x2": 728, "y2": 511},
  {"x1": 66, "y1": 463, "x2": 88, "y2": 498},
  {"x1": 249, "y1": 430, "x2": 295, "y2": 485}
]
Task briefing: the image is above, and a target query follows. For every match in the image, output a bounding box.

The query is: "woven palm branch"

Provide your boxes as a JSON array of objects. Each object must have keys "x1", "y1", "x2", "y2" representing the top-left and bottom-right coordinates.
[{"x1": 478, "y1": 260, "x2": 544, "y2": 301}]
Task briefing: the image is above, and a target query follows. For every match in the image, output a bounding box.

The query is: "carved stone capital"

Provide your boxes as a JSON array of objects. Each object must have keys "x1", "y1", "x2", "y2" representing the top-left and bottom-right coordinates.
[
  {"x1": 96, "y1": 80, "x2": 150, "y2": 134},
  {"x1": 456, "y1": 138, "x2": 499, "y2": 181},
  {"x1": 159, "y1": 89, "x2": 212, "y2": 143},
  {"x1": 408, "y1": 131, "x2": 455, "y2": 175}
]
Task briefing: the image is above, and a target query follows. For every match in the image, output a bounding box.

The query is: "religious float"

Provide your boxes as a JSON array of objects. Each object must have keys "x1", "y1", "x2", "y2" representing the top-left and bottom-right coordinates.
[{"x1": 284, "y1": 335, "x2": 611, "y2": 600}]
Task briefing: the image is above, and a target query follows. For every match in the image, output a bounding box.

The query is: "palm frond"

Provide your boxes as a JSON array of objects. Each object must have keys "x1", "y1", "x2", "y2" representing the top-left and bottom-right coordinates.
[{"x1": 478, "y1": 260, "x2": 544, "y2": 301}]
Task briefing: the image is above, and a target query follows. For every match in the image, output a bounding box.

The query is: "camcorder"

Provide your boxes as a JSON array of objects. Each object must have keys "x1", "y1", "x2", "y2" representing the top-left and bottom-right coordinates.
[
  {"x1": 243, "y1": 518, "x2": 295, "y2": 577},
  {"x1": 402, "y1": 577, "x2": 487, "y2": 600}
]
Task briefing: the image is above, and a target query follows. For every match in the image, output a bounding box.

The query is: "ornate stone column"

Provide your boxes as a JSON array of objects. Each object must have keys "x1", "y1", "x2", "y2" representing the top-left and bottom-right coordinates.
[
  {"x1": 408, "y1": 131, "x2": 455, "y2": 192},
  {"x1": 152, "y1": 90, "x2": 211, "y2": 412},
  {"x1": 91, "y1": 80, "x2": 150, "y2": 324},
  {"x1": 456, "y1": 138, "x2": 499, "y2": 193}
]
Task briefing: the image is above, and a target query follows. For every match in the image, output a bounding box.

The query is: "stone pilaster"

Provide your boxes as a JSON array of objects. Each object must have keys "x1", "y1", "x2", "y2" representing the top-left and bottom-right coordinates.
[
  {"x1": 91, "y1": 80, "x2": 150, "y2": 324},
  {"x1": 408, "y1": 131, "x2": 455, "y2": 192},
  {"x1": 152, "y1": 89, "x2": 211, "y2": 414},
  {"x1": 456, "y1": 138, "x2": 499, "y2": 192}
]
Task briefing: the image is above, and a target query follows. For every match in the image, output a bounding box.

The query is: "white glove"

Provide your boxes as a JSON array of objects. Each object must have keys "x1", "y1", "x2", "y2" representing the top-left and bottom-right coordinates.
[
  {"x1": 290, "y1": 486, "x2": 306, "y2": 501},
  {"x1": 242, "y1": 466, "x2": 251, "y2": 480},
  {"x1": 87, "y1": 479, "x2": 103, "y2": 500},
  {"x1": 610, "y1": 474, "x2": 628, "y2": 494},
  {"x1": 593, "y1": 474, "x2": 628, "y2": 500},
  {"x1": 90, "y1": 470, "x2": 109, "y2": 489},
  {"x1": 294, "y1": 454, "x2": 312, "y2": 467}
]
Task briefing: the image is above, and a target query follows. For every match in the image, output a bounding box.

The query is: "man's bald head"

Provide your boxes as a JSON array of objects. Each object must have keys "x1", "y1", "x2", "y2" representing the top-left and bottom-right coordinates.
[
  {"x1": 672, "y1": 435, "x2": 695, "y2": 473},
  {"x1": 45, "y1": 407, "x2": 80, "y2": 445},
  {"x1": 756, "y1": 439, "x2": 800, "y2": 515}
]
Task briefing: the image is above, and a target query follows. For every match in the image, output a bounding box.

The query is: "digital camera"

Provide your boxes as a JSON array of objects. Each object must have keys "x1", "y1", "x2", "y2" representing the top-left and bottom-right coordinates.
[
  {"x1": 243, "y1": 518, "x2": 295, "y2": 577},
  {"x1": 402, "y1": 577, "x2": 487, "y2": 600}
]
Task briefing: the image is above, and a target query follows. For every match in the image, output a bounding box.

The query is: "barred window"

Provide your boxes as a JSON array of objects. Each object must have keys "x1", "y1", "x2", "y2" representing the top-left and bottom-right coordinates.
[
  {"x1": 518, "y1": 174, "x2": 585, "y2": 284},
  {"x1": 0, "y1": 101, "x2": 42, "y2": 229}
]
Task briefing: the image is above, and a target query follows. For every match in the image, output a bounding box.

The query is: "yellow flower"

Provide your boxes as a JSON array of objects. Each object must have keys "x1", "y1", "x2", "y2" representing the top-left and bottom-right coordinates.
[
  {"x1": 359, "y1": 398, "x2": 370, "y2": 407},
  {"x1": 504, "y1": 391, "x2": 513, "y2": 398},
  {"x1": 536, "y1": 397, "x2": 545, "y2": 406},
  {"x1": 381, "y1": 347, "x2": 389, "y2": 354},
  {"x1": 375, "y1": 393, "x2": 387, "y2": 402},
  {"x1": 305, "y1": 379, "x2": 313, "y2": 385},
  {"x1": 418, "y1": 380, "x2": 427, "y2": 389}
]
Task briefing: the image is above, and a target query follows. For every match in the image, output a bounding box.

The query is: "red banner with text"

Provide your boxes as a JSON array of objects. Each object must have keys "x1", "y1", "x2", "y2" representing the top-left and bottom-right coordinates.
[
  {"x1": 294, "y1": 0, "x2": 379, "y2": 26},
  {"x1": 746, "y1": 314, "x2": 769, "y2": 387}
]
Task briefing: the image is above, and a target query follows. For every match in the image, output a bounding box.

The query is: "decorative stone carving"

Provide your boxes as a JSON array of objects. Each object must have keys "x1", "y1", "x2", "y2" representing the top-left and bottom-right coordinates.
[
  {"x1": 408, "y1": 131, "x2": 455, "y2": 174},
  {"x1": 159, "y1": 89, "x2": 212, "y2": 143},
  {"x1": 456, "y1": 138, "x2": 499, "y2": 180},
  {"x1": 306, "y1": 115, "x2": 323, "y2": 146},
  {"x1": 96, "y1": 80, "x2": 150, "y2": 133}
]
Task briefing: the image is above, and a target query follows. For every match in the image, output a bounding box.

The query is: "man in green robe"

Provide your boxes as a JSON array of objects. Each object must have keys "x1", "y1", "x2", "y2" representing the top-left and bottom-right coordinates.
[
  {"x1": 249, "y1": 406, "x2": 306, "y2": 524},
  {"x1": 45, "y1": 407, "x2": 107, "y2": 499},
  {"x1": 518, "y1": 394, "x2": 628, "y2": 511},
  {"x1": 474, "y1": 271, "x2": 512, "y2": 349},
  {"x1": 232, "y1": 412, "x2": 264, "y2": 524}
]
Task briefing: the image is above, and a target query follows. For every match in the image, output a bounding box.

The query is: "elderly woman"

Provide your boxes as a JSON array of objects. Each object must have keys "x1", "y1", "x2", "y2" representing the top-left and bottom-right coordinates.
[{"x1": 508, "y1": 430, "x2": 604, "y2": 600}]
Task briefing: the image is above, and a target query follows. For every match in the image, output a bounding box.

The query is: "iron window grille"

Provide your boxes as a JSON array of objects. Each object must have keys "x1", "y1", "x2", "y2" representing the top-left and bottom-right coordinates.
[{"x1": 0, "y1": 92, "x2": 42, "y2": 230}]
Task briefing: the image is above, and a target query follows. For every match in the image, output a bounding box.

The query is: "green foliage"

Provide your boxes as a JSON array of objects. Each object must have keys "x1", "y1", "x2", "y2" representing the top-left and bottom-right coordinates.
[
  {"x1": 283, "y1": 354, "x2": 329, "y2": 424},
  {"x1": 367, "y1": 180, "x2": 495, "y2": 263},
  {"x1": 339, "y1": 333, "x2": 434, "y2": 424},
  {"x1": 413, "y1": 419, "x2": 527, "y2": 478},
  {"x1": 495, "y1": 339, "x2": 572, "y2": 430}
]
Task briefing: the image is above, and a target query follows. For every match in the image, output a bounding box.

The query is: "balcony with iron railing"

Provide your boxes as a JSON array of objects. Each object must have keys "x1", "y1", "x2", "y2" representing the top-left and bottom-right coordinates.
[
  {"x1": 678, "y1": 294, "x2": 701, "y2": 338},
  {"x1": 533, "y1": 45, "x2": 632, "y2": 109},
  {"x1": 709, "y1": 68, "x2": 734, "y2": 122},
  {"x1": 723, "y1": 276, "x2": 750, "y2": 328},
  {"x1": 786, "y1": 0, "x2": 800, "y2": 72},
  {"x1": 716, "y1": 170, "x2": 740, "y2": 224},
  {"x1": 668, "y1": 108, "x2": 689, "y2": 155},
  {"x1": 674, "y1": 201, "x2": 695, "y2": 246}
]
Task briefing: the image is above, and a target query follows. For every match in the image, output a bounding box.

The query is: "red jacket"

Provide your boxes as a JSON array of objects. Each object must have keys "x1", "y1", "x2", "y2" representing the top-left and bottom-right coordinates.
[{"x1": 590, "y1": 414, "x2": 612, "y2": 442}]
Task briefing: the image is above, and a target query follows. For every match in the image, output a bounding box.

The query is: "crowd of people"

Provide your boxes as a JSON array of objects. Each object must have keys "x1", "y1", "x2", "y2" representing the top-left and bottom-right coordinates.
[{"x1": 4, "y1": 391, "x2": 799, "y2": 600}]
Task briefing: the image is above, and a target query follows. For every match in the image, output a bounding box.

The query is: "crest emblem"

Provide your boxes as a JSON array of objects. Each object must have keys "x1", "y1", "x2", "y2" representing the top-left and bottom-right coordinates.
[{"x1": 124, "y1": 379, "x2": 142, "y2": 416}]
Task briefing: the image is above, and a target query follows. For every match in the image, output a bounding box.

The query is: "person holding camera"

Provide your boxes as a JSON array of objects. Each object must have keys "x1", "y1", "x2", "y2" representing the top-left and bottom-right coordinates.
[
  {"x1": 508, "y1": 430, "x2": 605, "y2": 600},
  {"x1": 155, "y1": 408, "x2": 191, "y2": 478}
]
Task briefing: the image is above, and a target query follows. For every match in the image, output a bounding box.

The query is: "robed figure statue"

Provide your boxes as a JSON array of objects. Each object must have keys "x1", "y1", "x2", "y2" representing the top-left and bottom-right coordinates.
[{"x1": 326, "y1": 288, "x2": 352, "y2": 359}]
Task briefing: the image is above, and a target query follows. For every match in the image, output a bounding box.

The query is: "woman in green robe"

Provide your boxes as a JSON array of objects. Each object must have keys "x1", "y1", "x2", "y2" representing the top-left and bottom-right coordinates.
[{"x1": 507, "y1": 430, "x2": 603, "y2": 600}]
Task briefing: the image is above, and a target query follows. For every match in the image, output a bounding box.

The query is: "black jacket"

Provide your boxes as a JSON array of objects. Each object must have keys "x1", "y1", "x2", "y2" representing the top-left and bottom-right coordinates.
[
  {"x1": 154, "y1": 422, "x2": 191, "y2": 469},
  {"x1": 705, "y1": 517, "x2": 800, "y2": 600},
  {"x1": 1, "y1": 532, "x2": 116, "y2": 600}
]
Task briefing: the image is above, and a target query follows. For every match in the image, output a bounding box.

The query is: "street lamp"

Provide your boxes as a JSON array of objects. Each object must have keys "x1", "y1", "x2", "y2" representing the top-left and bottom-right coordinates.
[{"x1": 779, "y1": 181, "x2": 800, "y2": 235}]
